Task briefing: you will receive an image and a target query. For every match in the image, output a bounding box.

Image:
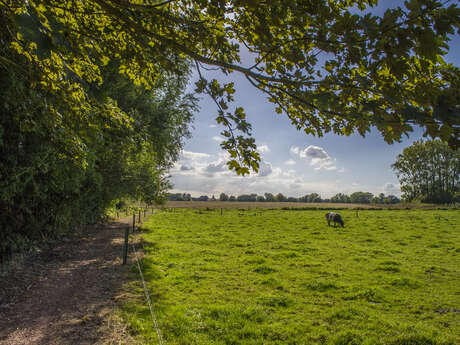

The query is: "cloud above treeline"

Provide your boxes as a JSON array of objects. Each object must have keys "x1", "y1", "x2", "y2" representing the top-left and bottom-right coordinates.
[
  {"x1": 168, "y1": 145, "x2": 366, "y2": 197},
  {"x1": 290, "y1": 145, "x2": 340, "y2": 171},
  {"x1": 383, "y1": 183, "x2": 401, "y2": 195}
]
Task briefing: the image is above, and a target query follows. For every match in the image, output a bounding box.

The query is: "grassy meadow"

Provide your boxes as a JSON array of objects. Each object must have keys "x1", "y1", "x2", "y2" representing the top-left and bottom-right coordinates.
[{"x1": 122, "y1": 208, "x2": 460, "y2": 345}]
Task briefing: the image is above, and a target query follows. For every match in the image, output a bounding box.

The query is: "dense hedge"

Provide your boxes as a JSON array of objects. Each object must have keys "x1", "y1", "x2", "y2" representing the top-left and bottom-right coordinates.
[{"x1": 0, "y1": 13, "x2": 196, "y2": 263}]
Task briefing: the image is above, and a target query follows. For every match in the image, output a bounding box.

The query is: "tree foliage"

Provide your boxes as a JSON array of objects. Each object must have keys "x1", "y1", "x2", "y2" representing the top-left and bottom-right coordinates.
[
  {"x1": 300, "y1": 193, "x2": 322, "y2": 203},
  {"x1": 0, "y1": 9, "x2": 196, "y2": 259},
  {"x1": 392, "y1": 140, "x2": 459, "y2": 203},
  {"x1": 331, "y1": 193, "x2": 351, "y2": 203},
  {"x1": 1, "y1": 0, "x2": 459, "y2": 175},
  {"x1": 350, "y1": 191, "x2": 374, "y2": 204}
]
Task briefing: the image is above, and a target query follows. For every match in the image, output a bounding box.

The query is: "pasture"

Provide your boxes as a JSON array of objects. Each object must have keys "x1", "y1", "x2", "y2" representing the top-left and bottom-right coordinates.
[{"x1": 122, "y1": 208, "x2": 460, "y2": 345}]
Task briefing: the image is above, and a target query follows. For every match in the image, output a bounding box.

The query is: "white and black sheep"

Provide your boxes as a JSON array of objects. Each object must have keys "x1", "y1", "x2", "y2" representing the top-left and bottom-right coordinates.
[{"x1": 325, "y1": 212, "x2": 344, "y2": 227}]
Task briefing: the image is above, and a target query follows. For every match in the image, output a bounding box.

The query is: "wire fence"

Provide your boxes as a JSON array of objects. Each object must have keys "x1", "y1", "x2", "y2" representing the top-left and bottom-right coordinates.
[
  {"x1": 121, "y1": 208, "x2": 165, "y2": 345},
  {"x1": 131, "y1": 241, "x2": 165, "y2": 345}
]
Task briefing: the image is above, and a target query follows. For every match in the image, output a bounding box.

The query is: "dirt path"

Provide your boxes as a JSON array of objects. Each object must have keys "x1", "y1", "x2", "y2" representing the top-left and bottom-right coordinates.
[{"x1": 0, "y1": 217, "x2": 139, "y2": 345}]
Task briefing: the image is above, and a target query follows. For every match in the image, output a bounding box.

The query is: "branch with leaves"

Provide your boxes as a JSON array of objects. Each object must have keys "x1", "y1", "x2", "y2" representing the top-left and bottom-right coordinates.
[{"x1": 3, "y1": 0, "x2": 459, "y2": 175}]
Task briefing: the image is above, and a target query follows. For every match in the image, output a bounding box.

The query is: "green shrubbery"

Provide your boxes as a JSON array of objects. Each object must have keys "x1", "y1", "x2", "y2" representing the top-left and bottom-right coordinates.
[{"x1": 0, "y1": 13, "x2": 195, "y2": 262}]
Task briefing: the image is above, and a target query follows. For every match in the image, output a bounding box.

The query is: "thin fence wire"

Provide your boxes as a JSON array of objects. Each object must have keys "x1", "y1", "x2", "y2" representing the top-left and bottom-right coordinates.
[{"x1": 131, "y1": 241, "x2": 165, "y2": 345}]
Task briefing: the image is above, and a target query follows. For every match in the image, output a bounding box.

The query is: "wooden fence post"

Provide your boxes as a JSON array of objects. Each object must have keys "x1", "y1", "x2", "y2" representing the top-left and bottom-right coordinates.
[
  {"x1": 132, "y1": 214, "x2": 136, "y2": 232},
  {"x1": 123, "y1": 227, "x2": 129, "y2": 265},
  {"x1": 138, "y1": 210, "x2": 141, "y2": 223}
]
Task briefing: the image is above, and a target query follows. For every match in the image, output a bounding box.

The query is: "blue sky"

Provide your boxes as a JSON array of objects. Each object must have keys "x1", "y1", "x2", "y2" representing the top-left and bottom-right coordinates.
[{"x1": 169, "y1": 1, "x2": 460, "y2": 198}]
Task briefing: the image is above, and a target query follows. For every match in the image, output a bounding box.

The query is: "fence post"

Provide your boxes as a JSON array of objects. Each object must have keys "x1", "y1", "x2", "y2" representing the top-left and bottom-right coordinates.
[
  {"x1": 144, "y1": 209, "x2": 146, "y2": 217},
  {"x1": 116, "y1": 211, "x2": 119, "y2": 219},
  {"x1": 133, "y1": 214, "x2": 136, "y2": 232},
  {"x1": 123, "y1": 227, "x2": 129, "y2": 265},
  {"x1": 138, "y1": 210, "x2": 141, "y2": 223}
]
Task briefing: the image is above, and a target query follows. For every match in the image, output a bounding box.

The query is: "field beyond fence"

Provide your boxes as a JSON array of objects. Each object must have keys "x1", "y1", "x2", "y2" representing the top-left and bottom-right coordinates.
[{"x1": 121, "y1": 208, "x2": 460, "y2": 345}]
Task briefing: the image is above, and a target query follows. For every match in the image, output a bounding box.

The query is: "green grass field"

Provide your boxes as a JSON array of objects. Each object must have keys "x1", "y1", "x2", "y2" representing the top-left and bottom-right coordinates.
[{"x1": 122, "y1": 208, "x2": 460, "y2": 345}]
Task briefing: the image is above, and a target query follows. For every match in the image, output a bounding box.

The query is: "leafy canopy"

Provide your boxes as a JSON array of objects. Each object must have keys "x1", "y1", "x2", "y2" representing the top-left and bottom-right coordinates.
[
  {"x1": 392, "y1": 140, "x2": 459, "y2": 203},
  {"x1": 2, "y1": 0, "x2": 460, "y2": 174},
  {"x1": 0, "y1": 10, "x2": 196, "y2": 256}
]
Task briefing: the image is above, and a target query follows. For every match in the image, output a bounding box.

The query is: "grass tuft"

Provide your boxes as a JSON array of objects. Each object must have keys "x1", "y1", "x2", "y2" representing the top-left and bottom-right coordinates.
[
  {"x1": 253, "y1": 265, "x2": 277, "y2": 274},
  {"x1": 260, "y1": 294, "x2": 293, "y2": 308},
  {"x1": 305, "y1": 280, "x2": 341, "y2": 291},
  {"x1": 331, "y1": 330, "x2": 363, "y2": 345}
]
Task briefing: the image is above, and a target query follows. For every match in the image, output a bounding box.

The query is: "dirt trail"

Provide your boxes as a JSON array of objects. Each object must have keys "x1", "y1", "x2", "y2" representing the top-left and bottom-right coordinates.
[{"x1": 0, "y1": 217, "x2": 139, "y2": 345}]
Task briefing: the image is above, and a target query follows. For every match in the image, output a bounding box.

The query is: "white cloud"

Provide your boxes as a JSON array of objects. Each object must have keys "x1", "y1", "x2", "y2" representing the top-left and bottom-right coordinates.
[
  {"x1": 182, "y1": 150, "x2": 211, "y2": 161},
  {"x1": 383, "y1": 183, "x2": 401, "y2": 195},
  {"x1": 204, "y1": 161, "x2": 228, "y2": 173},
  {"x1": 258, "y1": 162, "x2": 273, "y2": 177},
  {"x1": 292, "y1": 145, "x2": 339, "y2": 172},
  {"x1": 282, "y1": 169, "x2": 297, "y2": 178},
  {"x1": 170, "y1": 150, "x2": 215, "y2": 175},
  {"x1": 284, "y1": 159, "x2": 296, "y2": 166},
  {"x1": 180, "y1": 164, "x2": 194, "y2": 171},
  {"x1": 209, "y1": 124, "x2": 218, "y2": 128},
  {"x1": 290, "y1": 146, "x2": 300, "y2": 155},
  {"x1": 302, "y1": 145, "x2": 329, "y2": 159},
  {"x1": 313, "y1": 161, "x2": 337, "y2": 171},
  {"x1": 258, "y1": 145, "x2": 270, "y2": 153},
  {"x1": 212, "y1": 136, "x2": 223, "y2": 142}
]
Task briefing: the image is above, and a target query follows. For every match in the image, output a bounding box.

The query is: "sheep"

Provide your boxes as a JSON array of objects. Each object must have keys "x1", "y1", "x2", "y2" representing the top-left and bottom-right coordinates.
[{"x1": 325, "y1": 212, "x2": 344, "y2": 228}]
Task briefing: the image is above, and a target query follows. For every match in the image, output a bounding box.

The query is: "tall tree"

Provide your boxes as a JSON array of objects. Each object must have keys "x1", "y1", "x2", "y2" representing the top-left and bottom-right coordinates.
[
  {"x1": 2, "y1": 0, "x2": 459, "y2": 175},
  {"x1": 392, "y1": 140, "x2": 459, "y2": 203}
]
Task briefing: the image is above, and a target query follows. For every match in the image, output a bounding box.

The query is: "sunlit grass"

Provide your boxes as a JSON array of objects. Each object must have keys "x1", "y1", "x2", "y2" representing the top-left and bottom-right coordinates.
[{"x1": 122, "y1": 208, "x2": 460, "y2": 345}]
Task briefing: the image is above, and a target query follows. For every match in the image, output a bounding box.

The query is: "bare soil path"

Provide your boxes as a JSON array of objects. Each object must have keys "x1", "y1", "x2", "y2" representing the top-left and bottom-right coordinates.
[{"x1": 0, "y1": 217, "x2": 138, "y2": 345}]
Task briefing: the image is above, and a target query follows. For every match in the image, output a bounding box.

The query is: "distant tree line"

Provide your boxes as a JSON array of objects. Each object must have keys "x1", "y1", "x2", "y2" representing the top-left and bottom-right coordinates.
[{"x1": 168, "y1": 192, "x2": 400, "y2": 204}]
